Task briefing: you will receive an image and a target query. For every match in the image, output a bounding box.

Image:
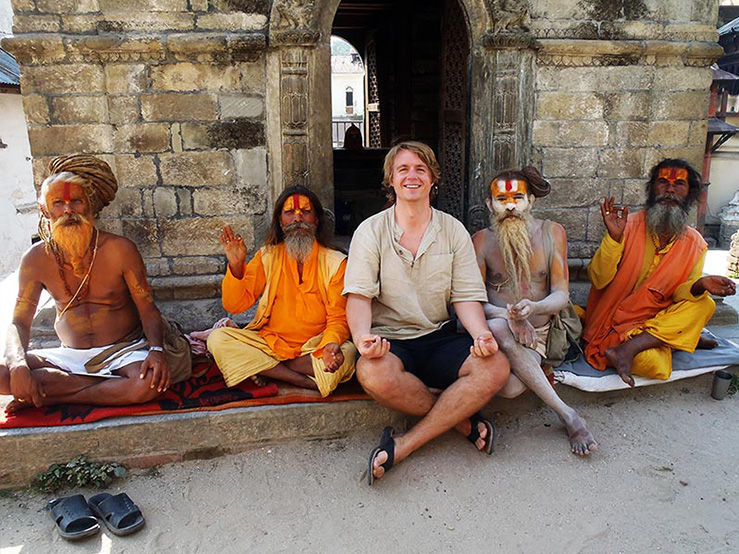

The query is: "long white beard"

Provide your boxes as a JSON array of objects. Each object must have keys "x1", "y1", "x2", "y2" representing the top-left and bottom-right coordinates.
[
  {"x1": 645, "y1": 196, "x2": 688, "y2": 239},
  {"x1": 493, "y1": 212, "x2": 533, "y2": 301},
  {"x1": 283, "y1": 222, "x2": 317, "y2": 263}
]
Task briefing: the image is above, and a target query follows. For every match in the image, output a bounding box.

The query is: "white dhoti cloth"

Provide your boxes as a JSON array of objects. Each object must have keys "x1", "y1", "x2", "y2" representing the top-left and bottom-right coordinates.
[{"x1": 29, "y1": 339, "x2": 148, "y2": 378}]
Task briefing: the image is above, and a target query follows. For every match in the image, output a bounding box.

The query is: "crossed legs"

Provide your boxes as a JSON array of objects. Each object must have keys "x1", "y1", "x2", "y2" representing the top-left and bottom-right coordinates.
[
  {"x1": 357, "y1": 350, "x2": 509, "y2": 481},
  {"x1": 1, "y1": 354, "x2": 160, "y2": 413},
  {"x1": 488, "y1": 318, "x2": 597, "y2": 456}
]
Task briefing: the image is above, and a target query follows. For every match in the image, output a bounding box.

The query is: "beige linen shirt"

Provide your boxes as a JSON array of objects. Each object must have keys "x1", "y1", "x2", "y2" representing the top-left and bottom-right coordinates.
[{"x1": 343, "y1": 206, "x2": 487, "y2": 339}]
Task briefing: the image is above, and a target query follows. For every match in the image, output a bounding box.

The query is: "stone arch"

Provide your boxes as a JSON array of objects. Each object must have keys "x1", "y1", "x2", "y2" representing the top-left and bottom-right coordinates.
[{"x1": 266, "y1": 0, "x2": 534, "y2": 230}]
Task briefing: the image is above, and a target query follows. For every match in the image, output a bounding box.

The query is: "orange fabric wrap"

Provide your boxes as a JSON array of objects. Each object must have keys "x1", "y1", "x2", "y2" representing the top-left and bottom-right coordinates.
[{"x1": 584, "y1": 211, "x2": 706, "y2": 370}]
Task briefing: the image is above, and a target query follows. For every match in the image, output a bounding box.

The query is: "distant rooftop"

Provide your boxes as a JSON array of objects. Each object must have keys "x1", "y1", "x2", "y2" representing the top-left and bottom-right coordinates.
[{"x1": 0, "y1": 47, "x2": 20, "y2": 87}]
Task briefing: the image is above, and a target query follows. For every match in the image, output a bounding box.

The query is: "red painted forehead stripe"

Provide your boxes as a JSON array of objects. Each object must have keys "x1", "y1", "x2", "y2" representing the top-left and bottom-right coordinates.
[
  {"x1": 290, "y1": 194, "x2": 300, "y2": 211},
  {"x1": 63, "y1": 181, "x2": 71, "y2": 202},
  {"x1": 505, "y1": 179, "x2": 514, "y2": 193}
]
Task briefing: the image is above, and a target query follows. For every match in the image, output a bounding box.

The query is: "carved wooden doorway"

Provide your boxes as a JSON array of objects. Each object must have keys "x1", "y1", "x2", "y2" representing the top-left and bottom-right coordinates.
[{"x1": 437, "y1": 0, "x2": 470, "y2": 223}]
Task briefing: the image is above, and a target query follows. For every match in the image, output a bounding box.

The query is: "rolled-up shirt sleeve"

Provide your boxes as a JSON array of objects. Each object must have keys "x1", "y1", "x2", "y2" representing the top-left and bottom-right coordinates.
[
  {"x1": 343, "y1": 224, "x2": 381, "y2": 299},
  {"x1": 449, "y1": 220, "x2": 488, "y2": 303}
]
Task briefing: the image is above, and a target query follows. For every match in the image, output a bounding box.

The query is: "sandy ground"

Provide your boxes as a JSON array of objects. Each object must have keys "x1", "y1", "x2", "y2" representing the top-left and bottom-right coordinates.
[{"x1": 1, "y1": 372, "x2": 738, "y2": 554}]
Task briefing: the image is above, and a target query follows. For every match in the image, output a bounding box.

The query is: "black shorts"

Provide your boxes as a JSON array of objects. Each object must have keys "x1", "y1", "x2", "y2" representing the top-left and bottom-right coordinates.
[{"x1": 389, "y1": 322, "x2": 473, "y2": 390}]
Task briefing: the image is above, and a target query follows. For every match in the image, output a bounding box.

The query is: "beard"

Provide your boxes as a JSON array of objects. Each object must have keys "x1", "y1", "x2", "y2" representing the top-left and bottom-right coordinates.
[
  {"x1": 50, "y1": 213, "x2": 95, "y2": 277},
  {"x1": 283, "y1": 222, "x2": 317, "y2": 263},
  {"x1": 492, "y1": 210, "x2": 533, "y2": 301},
  {"x1": 645, "y1": 193, "x2": 688, "y2": 240}
]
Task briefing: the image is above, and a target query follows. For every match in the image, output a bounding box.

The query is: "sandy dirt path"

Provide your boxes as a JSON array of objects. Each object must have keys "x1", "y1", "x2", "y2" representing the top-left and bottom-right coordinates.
[{"x1": 1, "y1": 373, "x2": 738, "y2": 554}]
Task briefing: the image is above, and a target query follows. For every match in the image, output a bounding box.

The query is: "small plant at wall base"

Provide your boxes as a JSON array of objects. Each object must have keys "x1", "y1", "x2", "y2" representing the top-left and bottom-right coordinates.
[{"x1": 32, "y1": 455, "x2": 127, "y2": 493}]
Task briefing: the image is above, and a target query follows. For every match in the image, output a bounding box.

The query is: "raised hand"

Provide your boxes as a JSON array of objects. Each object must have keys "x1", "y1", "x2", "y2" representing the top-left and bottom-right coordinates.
[
  {"x1": 599, "y1": 196, "x2": 628, "y2": 243},
  {"x1": 322, "y1": 343, "x2": 345, "y2": 373},
  {"x1": 219, "y1": 225, "x2": 247, "y2": 278}
]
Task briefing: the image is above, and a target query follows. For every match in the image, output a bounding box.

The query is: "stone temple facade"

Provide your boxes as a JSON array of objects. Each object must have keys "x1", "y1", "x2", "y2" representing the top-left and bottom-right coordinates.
[{"x1": 2, "y1": 0, "x2": 722, "y2": 329}]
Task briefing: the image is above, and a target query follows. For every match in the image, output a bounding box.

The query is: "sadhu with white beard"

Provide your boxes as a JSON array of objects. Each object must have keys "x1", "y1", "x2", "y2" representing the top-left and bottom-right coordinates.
[
  {"x1": 1, "y1": 155, "x2": 191, "y2": 413},
  {"x1": 207, "y1": 186, "x2": 356, "y2": 396},
  {"x1": 472, "y1": 166, "x2": 597, "y2": 456},
  {"x1": 584, "y1": 159, "x2": 736, "y2": 387}
]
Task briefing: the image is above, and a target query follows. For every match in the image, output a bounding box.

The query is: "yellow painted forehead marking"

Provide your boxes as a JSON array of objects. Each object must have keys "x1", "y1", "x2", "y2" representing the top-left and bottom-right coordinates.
[
  {"x1": 282, "y1": 194, "x2": 312, "y2": 213},
  {"x1": 657, "y1": 167, "x2": 689, "y2": 183},
  {"x1": 491, "y1": 178, "x2": 527, "y2": 197}
]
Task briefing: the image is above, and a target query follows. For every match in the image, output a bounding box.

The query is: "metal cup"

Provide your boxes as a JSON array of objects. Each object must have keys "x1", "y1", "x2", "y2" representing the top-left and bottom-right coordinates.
[{"x1": 711, "y1": 370, "x2": 733, "y2": 401}]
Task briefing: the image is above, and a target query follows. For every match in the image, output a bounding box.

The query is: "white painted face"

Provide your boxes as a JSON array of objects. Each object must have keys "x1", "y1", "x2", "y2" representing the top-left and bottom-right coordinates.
[{"x1": 488, "y1": 178, "x2": 532, "y2": 218}]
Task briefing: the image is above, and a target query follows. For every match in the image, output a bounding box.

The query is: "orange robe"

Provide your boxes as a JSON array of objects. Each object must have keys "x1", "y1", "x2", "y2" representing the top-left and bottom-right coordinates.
[
  {"x1": 219, "y1": 242, "x2": 350, "y2": 359},
  {"x1": 584, "y1": 211, "x2": 714, "y2": 378}
]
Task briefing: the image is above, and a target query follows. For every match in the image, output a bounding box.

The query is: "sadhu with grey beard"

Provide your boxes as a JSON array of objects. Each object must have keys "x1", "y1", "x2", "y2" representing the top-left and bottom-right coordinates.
[
  {"x1": 584, "y1": 158, "x2": 736, "y2": 387},
  {"x1": 472, "y1": 166, "x2": 597, "y2": 456},
  {"x1": 1, "y1": 155, "x2": 191, "y2": 414},
  {"x1": 207, "y1": 186, "x2": 356, "y2": 396}
]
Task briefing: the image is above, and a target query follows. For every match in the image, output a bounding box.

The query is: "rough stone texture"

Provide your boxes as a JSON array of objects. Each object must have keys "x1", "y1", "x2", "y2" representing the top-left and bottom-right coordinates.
[
  {"x1": 114, "y1": 123, "x2": 171, "y2": 153},
  {"x1": 159, "y1": 215, "x2": 253, "y2": 256},
  {"x1": 28, "y1": 124, "x2": 114, "y2": 155},
  {"x1": 7, "y1": 0, "x2": 717, "y2": 310},
  {"x1": 142, "y1": 93, "x2": 218, "y2": 122},
  {"x1": 50, "y1": 95, "x2": 107, "y2": 124},
  {"x1": 159, "y1": 151, "x2": 234, "y2": 186}
]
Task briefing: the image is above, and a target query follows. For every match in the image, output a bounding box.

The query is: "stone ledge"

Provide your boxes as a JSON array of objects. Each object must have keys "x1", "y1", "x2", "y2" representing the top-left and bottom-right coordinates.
[
  {"x1": 0, "y1": 400, "x2": 409, "y2": 489},
  {"x1": 2, "y1": 31, "x2": 267, "y2": 65}
]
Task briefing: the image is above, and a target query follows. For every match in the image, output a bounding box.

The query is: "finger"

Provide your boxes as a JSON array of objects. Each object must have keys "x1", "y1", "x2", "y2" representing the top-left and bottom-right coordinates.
[
  {"x1": 139, "y1": 360, "x2": 149, "y2": 379},
  {"x1": 621, "y1": 206, "x2": 629, "y2": 219}
]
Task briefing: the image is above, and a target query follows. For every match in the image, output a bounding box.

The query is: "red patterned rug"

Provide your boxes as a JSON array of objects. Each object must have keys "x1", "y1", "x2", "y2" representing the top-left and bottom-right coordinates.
[{"x1": 0, "y1": 361, "x2": 370, "y2": 429}]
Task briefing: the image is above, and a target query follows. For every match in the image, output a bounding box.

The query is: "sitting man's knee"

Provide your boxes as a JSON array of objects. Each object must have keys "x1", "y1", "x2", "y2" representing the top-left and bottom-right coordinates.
[
  {"x1": 479, "y1": 351, "x2": 511, "y2": 393},
  {"x1": 124, "y1": 376, "x2": 161, "y2": 404},
  {"x1": 356, "y1": 358, "x2": 401, "y2": 397}
]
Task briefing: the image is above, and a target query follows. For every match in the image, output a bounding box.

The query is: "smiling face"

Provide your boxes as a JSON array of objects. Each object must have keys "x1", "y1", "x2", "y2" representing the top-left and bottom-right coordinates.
[
  {"x1": 390, "y1": 149, "x2": 434, "y2": 204},
  {"x1": 487, "y1": 177, "x2": 532, "y2": 219}
]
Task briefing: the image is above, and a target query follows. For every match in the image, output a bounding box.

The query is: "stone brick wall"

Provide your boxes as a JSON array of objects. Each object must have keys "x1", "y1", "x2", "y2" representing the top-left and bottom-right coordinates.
[
  {"x1": 527, "y1": 0, "x2": 721, "y2": 261},
  {"x1": 2, "y1": 0, "x2": 723, "y2": 327},
  {"x1": 5, "y1": 0, "x2": 269, "y2": 326}
]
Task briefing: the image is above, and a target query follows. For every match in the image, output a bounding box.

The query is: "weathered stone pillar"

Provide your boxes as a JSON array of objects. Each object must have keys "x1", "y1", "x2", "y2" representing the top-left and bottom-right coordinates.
[{"x1": 467, "y1": 31, "x2": 537, "y2": 232}]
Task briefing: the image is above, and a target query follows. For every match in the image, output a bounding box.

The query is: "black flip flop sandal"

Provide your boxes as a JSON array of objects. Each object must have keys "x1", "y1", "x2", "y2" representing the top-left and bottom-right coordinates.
[
  {"x1": 88, "y1": 492, "x2": 145, "y2": 536},
  {"x1": 368, "y1": 426, "x2": 396, "y2": 486},
  {"x1": 47, "y1": 494, "x2": 100, "y2": 541},
  {"x1": 467, "y1": 412, "x2": 497, "y2": 455}
]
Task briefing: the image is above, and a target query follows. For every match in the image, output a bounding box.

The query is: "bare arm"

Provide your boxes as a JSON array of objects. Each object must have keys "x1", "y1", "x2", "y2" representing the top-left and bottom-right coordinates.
[
  {"x1": 121, "y1": 240, "x2": 170, "y2": 392},
  {"x1": 454, "y1": 301, "x2": 498, "y2": 357},
  {"x1": 346, "y1": 293, "x2": 389, "y2": 359},
  {"x1": 6, "y1": 248, "x2": 46, "y2": 405}
]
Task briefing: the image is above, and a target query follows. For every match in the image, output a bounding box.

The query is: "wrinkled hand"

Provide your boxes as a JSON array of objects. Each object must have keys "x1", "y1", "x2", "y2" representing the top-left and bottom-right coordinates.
[
  {"x1": 698, "y1": 275, "x2": 737, "y2": 297},
  {"x1": 139, "y1": 351, "x2": 171, "y2": 393},
  {"x1": 599, "y1": 196, "x2": 628, "y2": 243},
  {"x1": 322, "y1": 343, "x2": 344, "y2": 373},
  {"x1": 470, "y1": 331, "x2": 498, "y2": 358},
  {"x1": 507, "y1": 318, "x2": 537, "y2": 349},
  {"x1": 219, "y1": 225, "x2": 247, "y2": 275},
  {"x1": 9, "y1": 364, "x2": 45, "y2": 407},
  {"x1": 508, "y1": 299, "x2": 537, "y2": 321},
  {"x1": 357, "y1": 334, "x2": 390, "y2": 359}
]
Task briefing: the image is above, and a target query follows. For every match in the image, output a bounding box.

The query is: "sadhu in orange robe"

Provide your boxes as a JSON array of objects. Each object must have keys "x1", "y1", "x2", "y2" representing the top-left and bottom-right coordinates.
[{"x1": 583, "y1": 211, "x2": 715, "y2": 380}]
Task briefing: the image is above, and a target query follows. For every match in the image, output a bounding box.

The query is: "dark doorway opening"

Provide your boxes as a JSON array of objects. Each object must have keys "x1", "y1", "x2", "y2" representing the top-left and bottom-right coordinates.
[{"x1": 331, "y1": 0, "x2": 471, "y2": 237}]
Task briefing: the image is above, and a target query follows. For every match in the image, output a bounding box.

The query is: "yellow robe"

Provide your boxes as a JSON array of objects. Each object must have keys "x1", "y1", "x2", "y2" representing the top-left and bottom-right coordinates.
[{"x1": 585, "y1": 211, "x2": 714, "y2": 379}]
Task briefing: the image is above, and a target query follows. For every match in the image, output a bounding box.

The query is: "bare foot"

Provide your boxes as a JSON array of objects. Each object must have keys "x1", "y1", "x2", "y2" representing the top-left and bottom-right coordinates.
[
  {"x1": 5, "y1": 399, "x2": 34, "y2": 414},
  {"x1": 560, "y1": 412, "x2": 597, "y2": 456},
  {"x1": 605, "y1": 345, "x2": 635, "y2": 387},
  {"x1": 250, "y1": 374, "x2": 269, "y2": 387},
  {"x1": 697, "y1": 336, "x2": 718, "y2": 350}
]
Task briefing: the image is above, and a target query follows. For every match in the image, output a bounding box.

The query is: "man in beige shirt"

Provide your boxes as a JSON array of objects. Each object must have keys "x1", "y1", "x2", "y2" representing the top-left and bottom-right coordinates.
[{"x1": 344, "y1": 141, "x2": 510, "y2": 485}]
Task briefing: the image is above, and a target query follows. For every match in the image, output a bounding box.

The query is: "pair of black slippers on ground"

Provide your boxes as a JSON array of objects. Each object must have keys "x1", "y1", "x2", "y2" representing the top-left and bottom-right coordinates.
[{"x1": 46, "y1": 492, "x2": 145, "y2": 540}]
